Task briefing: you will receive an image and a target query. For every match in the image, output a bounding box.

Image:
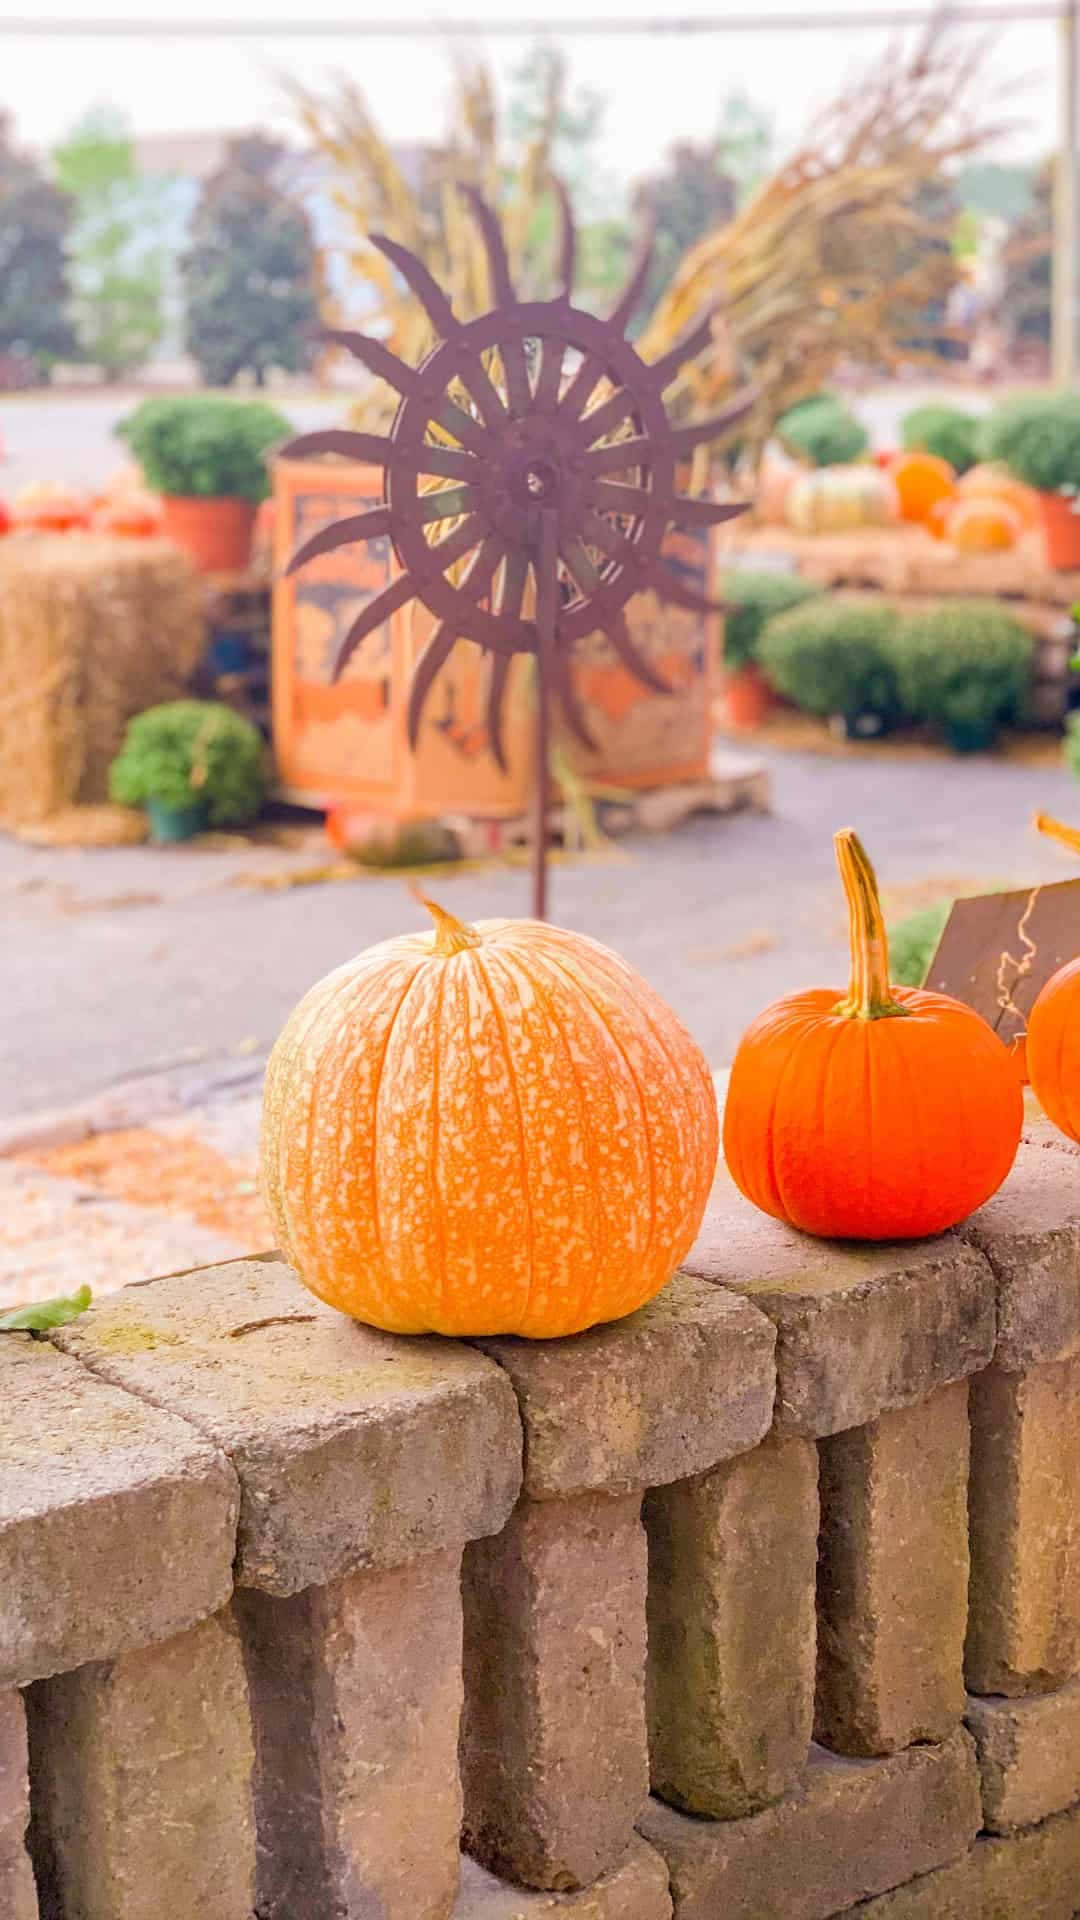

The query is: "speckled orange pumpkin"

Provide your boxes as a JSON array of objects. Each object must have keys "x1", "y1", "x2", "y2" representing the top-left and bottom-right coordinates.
[{"x1": 260, "y1": 897, "x2": 718, "y2": 1336}]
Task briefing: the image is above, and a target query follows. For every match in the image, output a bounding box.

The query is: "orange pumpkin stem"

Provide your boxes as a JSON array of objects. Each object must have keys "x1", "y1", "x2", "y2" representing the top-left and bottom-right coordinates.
[
  {"x1": 411, "y1": 885, "x2": 482, "y2": 957},
  {"x1": 833, "y1": 829, "x2": 908, "y2": 1022},
  {"x1": 1034, "y1": 811, "x2": 1080, "y2": 857}
]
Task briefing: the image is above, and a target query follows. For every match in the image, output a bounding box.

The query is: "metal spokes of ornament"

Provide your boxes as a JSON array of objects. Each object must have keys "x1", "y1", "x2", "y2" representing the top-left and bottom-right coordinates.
[{"x1": 280, "y1": 183, "x2": 753, "y2": 917}]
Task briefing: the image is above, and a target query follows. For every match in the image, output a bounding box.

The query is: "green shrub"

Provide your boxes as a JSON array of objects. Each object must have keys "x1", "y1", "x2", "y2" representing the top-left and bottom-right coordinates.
[
  {"x1": 109, "y1": 701, "x2": 267, "y2": 825},
  {"x1": 117, "y1": 396, "x2": 292, "y2": 500},
  {"x1": 888, "y1": 902, "x2": 951, "y2": 987},
  {"x1": 1064, "y1": 712, "x2": 1080, "y2": 781},
  {"x1": 887, "y1": 602, "x2": 1033, "y2": 749},
  {"x1": 901, "y1": 404, "x2": 980, "y2": 475},
  {"x1": 777, "y1": 392, "x2": 868, "y2": 468},
  {"x1": 759, "y1": 600, "x2": 902, "y2": 722},
  {"x1": 980, "y1": 391, "x2": 1080, "y2": 495},
  {"x1": 721, "y1": 569, "x2": 824, "y2": 668}
]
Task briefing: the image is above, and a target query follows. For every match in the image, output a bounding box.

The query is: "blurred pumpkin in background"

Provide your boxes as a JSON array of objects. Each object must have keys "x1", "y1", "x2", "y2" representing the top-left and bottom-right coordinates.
[
  {"x1": 925, "y1": 495, "x2": 956, "y2": 541},
  {"x1": 945, "y1": 496, "x2": 1023, "y2": 553},
  {"x1": 14, "y1": 484, "x2": 91, "y2": 532},
  {"x1": 785, "y1": 465, "x2": 898, "y2": 534},
  {"x1": 955, "y1": 463, "x2": 1040, "y2": 530},
  {"x1": 93, "y1": 493, "x2": 164, "y2": 539},
  {"x1": 887, "y1": 451, "x2": 955, "y2": 524}
]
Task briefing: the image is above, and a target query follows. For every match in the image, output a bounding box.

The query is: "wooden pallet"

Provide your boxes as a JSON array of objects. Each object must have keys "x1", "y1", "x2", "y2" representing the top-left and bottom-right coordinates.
[{"x1": 445, "y1": 755, "x2": 771, "y2": 858}]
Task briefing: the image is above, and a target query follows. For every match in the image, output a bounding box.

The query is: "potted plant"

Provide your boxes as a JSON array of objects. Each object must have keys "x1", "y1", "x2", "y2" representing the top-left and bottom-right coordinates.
[
  {"x1": 117, "y1": 397, "x2": 292, "y2": 572},
  {"x1": 721, "y1": 570, "x2": 823, "y2": 728},
  {"x1": 760, "y1": 598, "x2": 905, "y2": 739},
  {"x1": 886, "y1": 602, "x2": 1033, "y2": 753},
  {"x1": 109, "y1": 700, "x2": 267, "y2": 842},
  {"x1": 981, "y1": 392, "x2": 1080, "y2": 569}
]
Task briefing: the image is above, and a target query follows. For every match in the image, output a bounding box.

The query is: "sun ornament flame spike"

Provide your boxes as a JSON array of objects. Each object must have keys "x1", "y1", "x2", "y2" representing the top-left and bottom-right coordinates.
[{"x1": 279, "y1": 185, "x2": 750, "y2": 916}]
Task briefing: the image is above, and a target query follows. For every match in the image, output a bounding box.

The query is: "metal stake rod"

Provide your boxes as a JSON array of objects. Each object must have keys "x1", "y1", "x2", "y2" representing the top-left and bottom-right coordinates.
[{"x1": 532, "y1": 509, "x2": 559, "y2": 921}]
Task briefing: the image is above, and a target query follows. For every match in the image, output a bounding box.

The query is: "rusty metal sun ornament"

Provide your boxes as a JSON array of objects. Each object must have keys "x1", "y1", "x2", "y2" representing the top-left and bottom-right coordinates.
[{"x1": 281, "y1": 185, "x2": 752, "y2": 915}]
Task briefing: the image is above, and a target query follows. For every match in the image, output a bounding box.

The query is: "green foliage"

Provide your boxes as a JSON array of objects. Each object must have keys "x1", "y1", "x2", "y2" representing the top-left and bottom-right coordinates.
[
  {"x1": 901, "y1": 404, "x2": 981, "y2": 475},
  {"x1": 999, "y1": 160, "x2": 1050, "y2": 349},
  {"x1": 634, "y1": 142, "x2": 736, "y2": 318},
  {"x1": 887, "y1": 602, "x2": 1033, "y2": 747},
  {"x1": 721, "y1": 569, "x2": 823, "y2": 668},
  {"x1": 981, "y1": 391, "x2": 1080, "y2": 494},
  {"x1": 0, "y1": 112, "x2": 77, "y2": 375},
  {"x1": 955, "y1": 161, "x2": 1037, "y2": 225},
  {"x1": 888, "y1": 902, "x2": 952, "y2": 987},
  {"x1": 181, "y1": 134, "x2": 319, "y2": 388},
  {"x1": 777, "y1": 393, "x2": 868, "y2": 468},
  {"x1": 0, "y1": 1285, "x2": 91, "y2": 1333},
  {"x1": 760, "y1": 601, "x2": 902, "y2": 721},
  {"x1": 52, "y1": 109, "x2": 166, "y2": 380},
  {"x1": 118, "y1": 396, "x2": 290, "y2": 501},
  {"x1": 1064, "y1": 713, "x2": 1080, "y2": 782},
  {"x1": 109, "y1": 701, "x2": 267, "y2": 826},
  {"x1": 714, "y1": 90, "x2": 774, "y2": 206}
]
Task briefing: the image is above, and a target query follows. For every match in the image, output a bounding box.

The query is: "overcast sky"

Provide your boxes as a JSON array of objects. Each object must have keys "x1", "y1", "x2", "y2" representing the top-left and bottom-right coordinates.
[{"x1": 0, "y1": 0, "x2": 1057, "y2": 188}]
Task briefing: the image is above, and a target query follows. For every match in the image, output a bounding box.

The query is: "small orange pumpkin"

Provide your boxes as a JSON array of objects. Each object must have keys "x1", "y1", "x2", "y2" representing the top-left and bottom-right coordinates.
[
  {"x1": 93, "y1": 492, "x2": 164, "y2": 538},
  {"x1": 260, "y1": 895, "x2": 718, "y2": 1336},
  {"x1": 925, "y1": 495, "x2": 956, "y2": 541},
  {"x1": 1027, "y1": 958, "x2": 1080, "y2": 1143},
  {"x1": 956, "y1": 464, "x2": 1040, "y2": 530},
  {"x1": 722, "y1": 829, "x2": 1022, "y2": 1239},
  {"x1": 945, "y1": 496, "x2": 1023, "y2": 553},
  {"x1": 14, "y1": 484, "x2": 91, "y2": 533},
  {"x1": 887, "y1": 451, "x2": 956, "y2": 525}
]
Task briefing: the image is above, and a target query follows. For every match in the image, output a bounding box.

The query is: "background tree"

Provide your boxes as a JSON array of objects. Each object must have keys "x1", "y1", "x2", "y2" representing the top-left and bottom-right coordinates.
[
  {"x1": 506, "y1": 44, "x2": 607, "y2": 217},
  {"x1": 0, "y1": 112, "x2": 76, "y2": 383},
  {"x1": 53, "y1": 109, "x2": 167, "y2": 381},
  {"x1": 182, "y1": 134, "x2": 319, "y2": 389},
  {"x1": 999, "y1": 159, "x2": 1051, "y2": 361},
  {"x1": 713, "y1": 90, "x2": 774, "y2": 207},
  {"x1": 634, "y1": 141, "x2": 737, "y2": 320},
  {"x1": 632, "y1": 93, "x2": 773, "y2": 320}
]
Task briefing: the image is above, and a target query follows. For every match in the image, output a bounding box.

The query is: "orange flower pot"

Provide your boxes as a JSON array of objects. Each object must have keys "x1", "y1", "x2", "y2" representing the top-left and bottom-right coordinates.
[
  {"x1": 1038, "y1": 491, "x2": 1080, "y2": 571},
  {"x1": 161, "y1": 496, "x2": 257, "y2": 574},
  {"x1": 723, "y1": 664, "x2": 775, "y2": 730}
]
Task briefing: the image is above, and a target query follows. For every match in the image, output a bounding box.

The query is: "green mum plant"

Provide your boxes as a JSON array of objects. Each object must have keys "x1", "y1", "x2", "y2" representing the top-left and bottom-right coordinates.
[
  {"x1": 117, "y1": 396, "x2": 292, "y2": 501},
  {"x1": 109, "y1": 701, "x2": 267, "y2": 825}
]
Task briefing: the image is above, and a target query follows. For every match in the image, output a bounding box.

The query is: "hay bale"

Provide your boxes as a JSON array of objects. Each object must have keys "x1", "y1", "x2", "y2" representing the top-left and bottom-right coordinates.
[{"x1": 0, "y1": 534, "x2": 205, "y2": 824}]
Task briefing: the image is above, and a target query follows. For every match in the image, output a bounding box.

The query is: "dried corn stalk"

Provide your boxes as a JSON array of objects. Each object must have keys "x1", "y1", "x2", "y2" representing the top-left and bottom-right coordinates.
[
  {"x1": 638, "y1": 21, "x2": 1011, "y2": 467},
  {"x1": 288, "y1": 55, "x2": 568, "y2": 429}
]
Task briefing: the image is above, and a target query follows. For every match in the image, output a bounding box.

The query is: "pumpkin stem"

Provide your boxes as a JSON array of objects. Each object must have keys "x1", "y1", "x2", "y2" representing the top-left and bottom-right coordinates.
[
  {"x1": 833, "y1": 829, "x2": 909, "y2": 1022},
  {"x1": 1035, "y1": 811, "x2": 1080, "y2": 857},
  {"x1": 411, "y1": 885, "x2": 482, "y2": 958}
]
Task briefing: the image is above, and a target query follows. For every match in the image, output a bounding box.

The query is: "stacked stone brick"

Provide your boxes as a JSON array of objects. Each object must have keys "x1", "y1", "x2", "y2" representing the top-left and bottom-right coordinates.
[{"x1": 1, "y1": 1132, "x2": 1079, "y2": 1915}]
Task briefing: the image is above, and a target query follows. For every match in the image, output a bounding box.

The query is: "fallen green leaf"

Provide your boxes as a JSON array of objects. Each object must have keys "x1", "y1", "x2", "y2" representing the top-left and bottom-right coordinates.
[{"x1": 0, "y1": 1285, "x2": 92, "y2": 1332}]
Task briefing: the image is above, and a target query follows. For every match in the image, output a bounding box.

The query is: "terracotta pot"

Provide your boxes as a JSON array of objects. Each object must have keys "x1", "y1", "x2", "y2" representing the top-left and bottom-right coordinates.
[
  {"x1": 1038, "y1": 491, "x2": 1080, "y2": 571},
  {"x1": 723, "y1": 664, "x2": 775, "y2": 730},
  {"x1": 161, "y1": 496, "x2": 257, "y2": 574}
]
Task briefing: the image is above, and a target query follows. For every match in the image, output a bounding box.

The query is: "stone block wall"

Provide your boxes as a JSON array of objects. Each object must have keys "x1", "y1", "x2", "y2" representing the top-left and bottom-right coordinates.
[{"x1": 4, "y1": 1132, "x2": 1080, "y2": 1917}]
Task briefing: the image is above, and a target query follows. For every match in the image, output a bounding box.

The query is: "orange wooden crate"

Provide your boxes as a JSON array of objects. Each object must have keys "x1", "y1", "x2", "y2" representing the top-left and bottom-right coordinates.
[{"x1": 272, "y1": 458, "x2": 718, "y2": 818}]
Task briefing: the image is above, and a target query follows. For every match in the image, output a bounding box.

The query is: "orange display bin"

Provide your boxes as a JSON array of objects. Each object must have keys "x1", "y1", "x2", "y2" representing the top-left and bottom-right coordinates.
[{"x1": 272, "y1": 458, "x2": 718, "y2": 820}]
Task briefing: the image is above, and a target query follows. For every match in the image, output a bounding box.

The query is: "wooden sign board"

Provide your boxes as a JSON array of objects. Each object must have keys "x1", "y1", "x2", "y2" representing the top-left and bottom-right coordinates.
[{"x1": 926, "y1": 879, "x2": 1080, "y2": 1045}]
